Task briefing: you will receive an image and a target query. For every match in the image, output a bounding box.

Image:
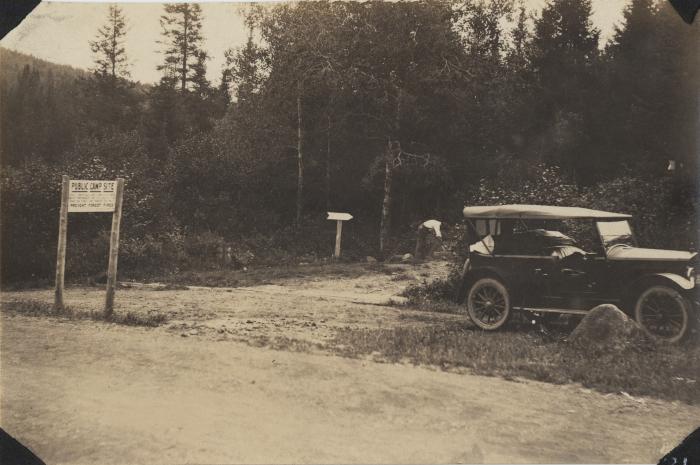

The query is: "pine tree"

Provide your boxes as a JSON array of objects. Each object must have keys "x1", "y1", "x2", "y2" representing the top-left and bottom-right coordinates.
[
  {"x1": 89, "y1": 5, "x2": 130, "y2": 82},
  {"x1": 190, "y1": 50, "x2": 211, "y2": 100},
  {"x1": 605, "y1": 0, "x2": 699, "y2": 178},
  {"x1": 158, "y1": 3, "x2": 207, "y2": 93},
  {"x1": 530, "y1": 0, "x2": 599, "y2": 109},
  {"x1": 85, "y1": 3, "x2": 140, "y2": 134},
  {"x1": 528, "y1": 0, "x2": 600, "y2": 180},
  {"x1": 217, "y1": 68, "x2": 232, "y2": 107}
]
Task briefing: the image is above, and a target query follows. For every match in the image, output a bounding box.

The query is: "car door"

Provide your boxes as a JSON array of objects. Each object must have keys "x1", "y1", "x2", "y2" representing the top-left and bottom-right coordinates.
[
  {"x1": 549, "y1": 250, "x2": 606, "y2": 309},
  {"x1": 491, "y1": 253, "x2": 557, "y2": 307}
]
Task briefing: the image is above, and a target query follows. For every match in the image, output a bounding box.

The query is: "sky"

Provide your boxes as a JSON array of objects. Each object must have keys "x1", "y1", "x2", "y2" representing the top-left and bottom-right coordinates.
[{"x1": 1, "y1": 0, "x2": 630, "y2": 85}]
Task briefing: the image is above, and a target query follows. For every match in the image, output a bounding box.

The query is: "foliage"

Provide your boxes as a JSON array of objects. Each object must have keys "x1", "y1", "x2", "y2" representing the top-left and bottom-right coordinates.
[
  {"x1": 402, "y1": 275, "x2": 462, "y2": 306},
  {"x1": 580, "y1": 175, "x2": 698, "y2": 250},
  {"x1": 469, "y1": 161, "x2": 698, "y2": 249},
  {"x1": 0, "y1": 0, "x2": 697, "y2": 283}
]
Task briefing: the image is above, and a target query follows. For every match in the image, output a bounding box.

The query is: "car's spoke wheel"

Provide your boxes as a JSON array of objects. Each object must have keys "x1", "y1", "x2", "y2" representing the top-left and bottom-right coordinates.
[
  {"x1": 634, "y1": 286, "x2": 690, "y2": 343},
  {"x1": 467, "y1": 278, "x2": 511, "y2": 330}
]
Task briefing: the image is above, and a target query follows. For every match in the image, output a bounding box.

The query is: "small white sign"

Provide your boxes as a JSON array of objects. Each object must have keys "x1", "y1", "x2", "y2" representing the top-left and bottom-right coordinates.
[
  {"x1": 327, "y1": 212, "x2": 353, "y2": 221},
  {"x1": 68, "y1": 180, "x2": 118, "y2": 212}
]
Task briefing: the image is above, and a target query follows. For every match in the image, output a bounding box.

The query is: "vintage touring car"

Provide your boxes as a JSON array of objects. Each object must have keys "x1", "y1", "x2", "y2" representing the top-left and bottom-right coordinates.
[{"x1": 459, "y1": 205, "x2": 698, "y2": 342}]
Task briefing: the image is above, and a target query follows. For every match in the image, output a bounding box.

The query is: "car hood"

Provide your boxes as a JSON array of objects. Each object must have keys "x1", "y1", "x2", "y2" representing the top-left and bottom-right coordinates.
[{"x1": 607, "y1": 246, "x2": 697, "y2": 262}]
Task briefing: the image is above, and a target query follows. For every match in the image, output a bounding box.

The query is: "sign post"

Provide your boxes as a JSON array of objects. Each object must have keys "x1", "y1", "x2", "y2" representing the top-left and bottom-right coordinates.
[
  {"x1": 104, "y1": 178, "x2": 125, "y2": 316},
  {"x1": 54, "y1": 177, "x2": 124, "y2": 315},
  {"x1": 326, "y1": 212, "x2": 353, "y2": 258},
  {"x1": 54, "y1": 176, "x2": 70, "y2": 311}
]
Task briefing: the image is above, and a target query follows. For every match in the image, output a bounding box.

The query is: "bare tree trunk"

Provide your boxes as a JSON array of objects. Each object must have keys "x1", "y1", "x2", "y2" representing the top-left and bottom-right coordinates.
[
  {"x1": 295, "y1": 82, "x2": 304, "y2": 227},
  {"x1": 110, "y1": 8, "x2": 117, "y2": 79},
  {"x1": 379, "y1": 139, "x2": 394, "y2": 255},
  {"x1": 181, "y1": 10, "x2": 188, "y2": 92},
  {"x1": 379, "y1": 88, "x2": 403, "y2": 255},
  {"x1": 325, "y1": 114, "x2": 332, "y2": 211}
]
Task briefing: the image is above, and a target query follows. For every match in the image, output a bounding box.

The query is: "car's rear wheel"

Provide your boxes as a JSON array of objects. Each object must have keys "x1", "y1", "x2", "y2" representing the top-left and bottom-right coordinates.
[
  {"x1": 467, "y1": 278, "x2": 511, "y2": 330},
  {"x1": 634, "y1": 285, "x2": 690, "y2": 343}
]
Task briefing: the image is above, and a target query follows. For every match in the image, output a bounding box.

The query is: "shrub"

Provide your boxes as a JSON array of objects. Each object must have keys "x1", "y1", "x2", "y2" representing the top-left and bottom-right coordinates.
[
  {"x1": 402, "y1": 266, "x2": 463, "y2": 306},
  {"x1": 466, "y1": 163, "x2": 697, "y2": 251}
]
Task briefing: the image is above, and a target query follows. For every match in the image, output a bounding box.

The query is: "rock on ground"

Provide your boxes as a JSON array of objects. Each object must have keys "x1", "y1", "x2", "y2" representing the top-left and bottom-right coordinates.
[{"x1": 568, "y1": 304, "x2": 650, "y2": 352}]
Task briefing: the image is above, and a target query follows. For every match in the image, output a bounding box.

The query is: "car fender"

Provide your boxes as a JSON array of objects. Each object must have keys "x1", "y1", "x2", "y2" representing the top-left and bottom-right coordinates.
[
  {"x1": 458, "y1": 265, "x2": 511, "y2": 303},
  {"x1": 460, "y1": 257, "x2": 471, "y2": 278},
  {"x1": 636, "y1": 272, "x2": 695, "y2": 291},
  {"x1": 464, "y1": 266, "x2": 510, "y2": 286}
]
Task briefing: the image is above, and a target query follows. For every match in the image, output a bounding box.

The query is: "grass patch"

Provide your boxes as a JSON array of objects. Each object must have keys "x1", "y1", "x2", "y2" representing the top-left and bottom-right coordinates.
[
  {"x1": 1, "y1": 298, "x2": 168, "y2": 327},
  {"x1": 329, "y1": 324, "x2": 700, "y2": 404},
  {"x1": 1, "y1": 277, "x2": 53, "y2": 291},
  {"x1": 399, "y1": 274, "x2": 466, "y2": 315},
  {"x1": 108, "y1": 311, "x2": 169, "y2": 327},
  {"x1": 397, "y1": 271, "x2": 699, "y2": 403},
  {"x1": 402, "y1": 274, "x2": 460, "y2": 303},
  {"x1": 152, "y1": 262, "x2": 397, "y2": 288}
]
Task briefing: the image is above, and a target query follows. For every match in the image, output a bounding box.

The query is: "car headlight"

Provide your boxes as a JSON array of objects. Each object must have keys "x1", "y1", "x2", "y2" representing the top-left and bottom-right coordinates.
[{"x1": 687, "y1": 266, "x2": 695, "y2": 280}]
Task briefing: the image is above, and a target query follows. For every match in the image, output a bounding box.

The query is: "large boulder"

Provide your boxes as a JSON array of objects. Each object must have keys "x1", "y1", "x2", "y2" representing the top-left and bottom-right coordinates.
[{"x1": 568, "y1": 304, "x2": 650, "y2": 352}]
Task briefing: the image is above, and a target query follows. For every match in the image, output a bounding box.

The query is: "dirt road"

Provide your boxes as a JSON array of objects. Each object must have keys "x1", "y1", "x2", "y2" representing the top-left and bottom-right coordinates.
[
  {"x1": 1, "y1": 263, "x2": 698, "y2": 463},
  {"x1": 2, "y1": 262, "x2": 457, "y2": 347},
  {"x1": 3, "y1": 315, "x2": 698, "y2": 464}
]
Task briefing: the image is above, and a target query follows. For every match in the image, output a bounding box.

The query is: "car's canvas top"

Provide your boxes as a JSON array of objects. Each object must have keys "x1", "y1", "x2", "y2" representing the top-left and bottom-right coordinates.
[{"x1": 462, "y1": 204, "x2": 631, "y2": 220}]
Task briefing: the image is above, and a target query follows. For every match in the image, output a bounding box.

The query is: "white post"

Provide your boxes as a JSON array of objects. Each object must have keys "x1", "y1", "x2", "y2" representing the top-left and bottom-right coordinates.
[
  {"x1": 334, "y1": 220, "x2": 343, "y2": 258},
  {"x1": 327, "y1": 212, "x2": 353, "y2": 260}
]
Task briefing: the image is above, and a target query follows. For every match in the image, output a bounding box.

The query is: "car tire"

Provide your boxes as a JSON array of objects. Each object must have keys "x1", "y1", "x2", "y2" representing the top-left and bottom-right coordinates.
[
  {"x1": 466, "y1": 277, "x2": 511, "y2": 330},
  {"x1": 634, "y1": 285, "x2": 691, "y2": 343}
]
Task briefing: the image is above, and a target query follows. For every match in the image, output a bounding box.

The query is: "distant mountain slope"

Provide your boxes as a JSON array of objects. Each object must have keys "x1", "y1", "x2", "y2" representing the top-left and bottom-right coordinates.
[
  {"x1": 0, "y1": 46, "x2": 150, "y2": 167},
  {"x1": 0, "y1": 46, "x2": 150, "y2": 93},
  {"x1": 0, "y1": 46, "x2": 90, "y2": 85}
]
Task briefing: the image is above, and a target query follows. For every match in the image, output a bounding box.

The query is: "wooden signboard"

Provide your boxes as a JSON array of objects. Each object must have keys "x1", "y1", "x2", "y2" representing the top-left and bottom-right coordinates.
[
  {"x1": 326, "y1": 212, "x2": 353, "y2": 258},
  {"x1": 55, "y1": 176, "x2": 125, "y2": 315},
  {"x1": 68, "y1": 180, "x2": 118, "y2": 212}
]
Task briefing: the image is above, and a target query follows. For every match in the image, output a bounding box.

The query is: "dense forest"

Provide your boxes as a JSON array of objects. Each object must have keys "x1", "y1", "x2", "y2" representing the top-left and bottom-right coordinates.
[{"x1": 1, "y1": 0, "x2": 698, "y2": 283}]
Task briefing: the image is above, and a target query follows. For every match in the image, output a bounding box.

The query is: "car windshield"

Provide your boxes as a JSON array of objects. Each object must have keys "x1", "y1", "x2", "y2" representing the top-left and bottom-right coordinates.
[{"x1": 597, "y1": 220, "x2": 634, "y2": 248}]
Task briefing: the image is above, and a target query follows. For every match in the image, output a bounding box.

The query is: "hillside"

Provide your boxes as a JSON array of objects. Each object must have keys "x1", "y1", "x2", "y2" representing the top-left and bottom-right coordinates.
[
  {"x1": 0, "y1": 45, "x2": 151, "y2": 172},
  {"x1": 0, "y1": 46, "x2": 90, "y2": 86},
  {"x1": 0, "y1": 46, "x2": 150, "y2": 93}
]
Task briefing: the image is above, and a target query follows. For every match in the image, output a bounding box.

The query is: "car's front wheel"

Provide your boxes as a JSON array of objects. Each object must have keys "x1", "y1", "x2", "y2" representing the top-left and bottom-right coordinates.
[
  {"x1": 466, "y1": 277, "x2": 511, "y2": 330},
  {"x1": 634, "y1": 285, "x2": 691, "y2": 343}
]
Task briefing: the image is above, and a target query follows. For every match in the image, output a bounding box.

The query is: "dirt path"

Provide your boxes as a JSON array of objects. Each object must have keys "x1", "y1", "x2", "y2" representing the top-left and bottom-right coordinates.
[
  {"x1": 2, "y1": 314, "x2": 697, "y2": 464},
  {"x1": 1, "y1": 262, "x2": 456, "y2": 347}
]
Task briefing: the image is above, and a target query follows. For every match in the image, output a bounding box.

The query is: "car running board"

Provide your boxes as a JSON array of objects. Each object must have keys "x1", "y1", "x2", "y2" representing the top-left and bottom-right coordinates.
[{"x1": 514, "y1": 306, "x2": 589, "y2": 315}]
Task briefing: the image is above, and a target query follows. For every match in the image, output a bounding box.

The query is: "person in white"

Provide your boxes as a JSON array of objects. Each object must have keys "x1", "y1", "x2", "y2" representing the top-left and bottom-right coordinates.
[{"x1": 415, "y1": 219, "x2": 443, "y2": 259}]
